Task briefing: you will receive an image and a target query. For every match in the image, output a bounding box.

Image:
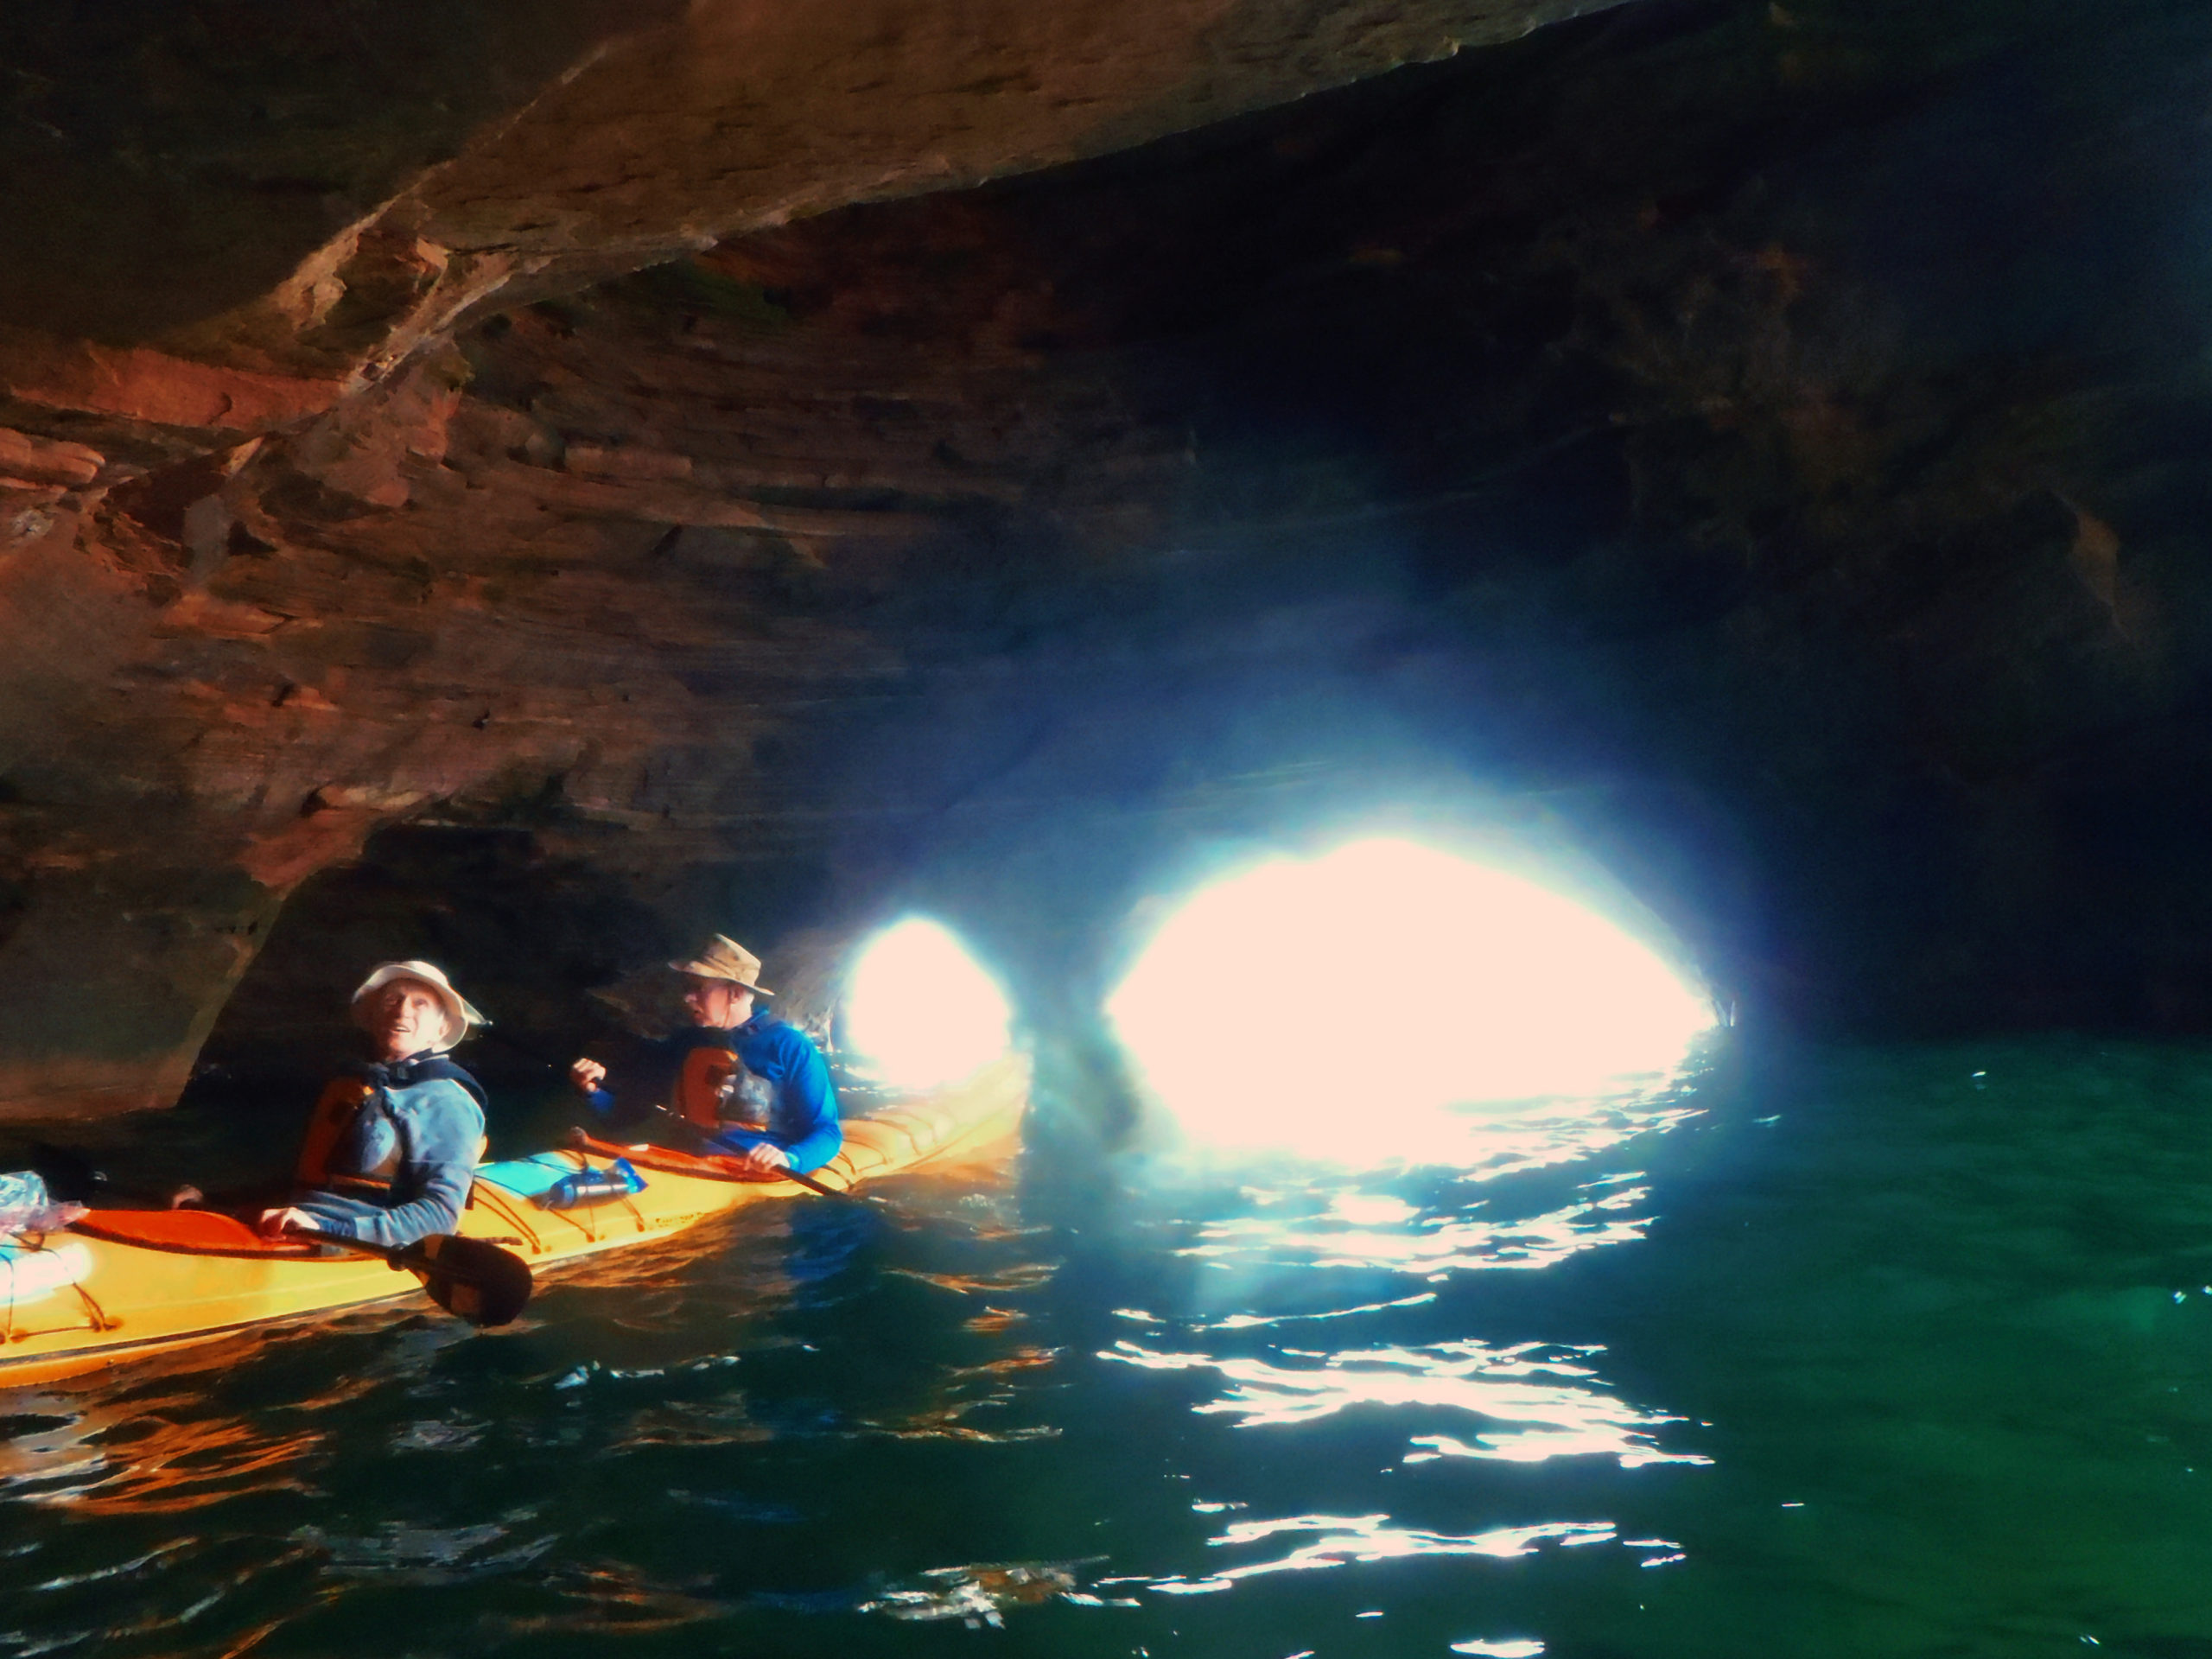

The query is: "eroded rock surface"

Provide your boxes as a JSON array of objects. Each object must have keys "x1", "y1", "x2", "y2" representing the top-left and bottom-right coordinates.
[
  {"x1": 5, "y1": 0, "x2": 2212, "y2": 1115},
  {"x1": 1, "y1": 0, "x2": 1609, "y2": 377},
  {"x1": 0, "y1": 0, "x2": 1624, "y2": 1115}
]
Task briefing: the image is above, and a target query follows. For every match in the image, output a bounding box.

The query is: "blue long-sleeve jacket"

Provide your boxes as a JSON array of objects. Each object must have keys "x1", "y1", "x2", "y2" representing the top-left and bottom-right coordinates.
[
  {"x1": 293, "y1": 1069, "x2": 486, "y2": 1250},
  {"x1": 587, "y1": 1014, "x2": 841, "y2": 1174}
]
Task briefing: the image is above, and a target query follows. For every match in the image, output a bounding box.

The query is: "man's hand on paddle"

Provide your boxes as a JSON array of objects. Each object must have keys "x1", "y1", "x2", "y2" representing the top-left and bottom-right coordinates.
[
  {"x1": 569, "y1": 1058, "x2": 607, "y2": 1096},
  {"x1": 738, "y1": 1141, "x2": 791, "y2": 1173},
  {"x1": 258, "y1": 1205, "x2": 317, "y2": 1237}
]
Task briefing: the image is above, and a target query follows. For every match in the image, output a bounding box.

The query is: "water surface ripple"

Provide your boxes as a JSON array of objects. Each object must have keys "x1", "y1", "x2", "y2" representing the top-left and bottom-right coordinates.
[{"x1": 6, "y1": 1039, "x2": 2212, "y2": 1656}]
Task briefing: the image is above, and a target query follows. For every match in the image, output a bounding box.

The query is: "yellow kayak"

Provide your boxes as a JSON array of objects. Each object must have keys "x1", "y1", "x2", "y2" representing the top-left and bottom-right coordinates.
[{"x1": 0, "y1": 1054, "x2": 1027, "y2": 1387}]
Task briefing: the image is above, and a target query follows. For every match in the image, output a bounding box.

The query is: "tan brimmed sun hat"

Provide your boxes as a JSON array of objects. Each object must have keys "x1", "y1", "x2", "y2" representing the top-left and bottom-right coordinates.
[
  {"x1": 350, "y1": 960, "x2": 488, "y2": 1054},
  {"x1": 668, "y1": 934, "x2": 774, "y2": 996}
]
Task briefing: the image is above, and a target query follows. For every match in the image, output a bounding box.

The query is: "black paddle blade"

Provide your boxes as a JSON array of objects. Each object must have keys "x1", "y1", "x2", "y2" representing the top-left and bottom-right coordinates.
[{"x1": 402, "y1": 1235, "x2": 533, "y2": 1327}]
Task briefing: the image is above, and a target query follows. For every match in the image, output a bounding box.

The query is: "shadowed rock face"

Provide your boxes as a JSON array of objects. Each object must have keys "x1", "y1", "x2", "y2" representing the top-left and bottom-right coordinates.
[
  {"x1": 0, "y1": 0, "x2": 1605, "y2": 371},
  {"x1": 3, "y1": 0, "x2": 2210, "y2": 1115}
]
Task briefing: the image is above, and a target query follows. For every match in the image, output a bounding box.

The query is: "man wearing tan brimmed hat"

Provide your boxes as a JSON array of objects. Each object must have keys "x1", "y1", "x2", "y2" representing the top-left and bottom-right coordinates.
[
  {"x1": 569, "y1": 934, "x2": 839, "y2": 1175},
  {"x1": 257, "y1": 961, "x2": 491, "y2": 1249}
]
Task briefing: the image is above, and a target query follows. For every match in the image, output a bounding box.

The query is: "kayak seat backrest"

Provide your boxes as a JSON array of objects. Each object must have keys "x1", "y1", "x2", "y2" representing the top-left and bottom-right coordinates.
[{"x1": 69, "y1": 1210, "x2": 321, "y2": 1258}]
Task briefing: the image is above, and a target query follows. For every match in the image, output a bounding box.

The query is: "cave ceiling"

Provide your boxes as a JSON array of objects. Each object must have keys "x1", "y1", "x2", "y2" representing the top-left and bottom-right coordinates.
[{"x1": 3, "y1": 0, "x2": 2209, "y2": 1115}]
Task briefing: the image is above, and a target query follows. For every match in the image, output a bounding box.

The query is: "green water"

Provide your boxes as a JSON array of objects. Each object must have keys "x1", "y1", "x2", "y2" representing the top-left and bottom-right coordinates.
[{"x1": 4, "y1": 1038, "x2": 2212, "y2": 1658}]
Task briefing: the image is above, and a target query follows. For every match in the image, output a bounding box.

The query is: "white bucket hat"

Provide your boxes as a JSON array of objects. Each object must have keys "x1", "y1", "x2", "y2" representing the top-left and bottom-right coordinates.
[{"x1": 350, "y1": 960, "x2": 488, "y2": 1054}]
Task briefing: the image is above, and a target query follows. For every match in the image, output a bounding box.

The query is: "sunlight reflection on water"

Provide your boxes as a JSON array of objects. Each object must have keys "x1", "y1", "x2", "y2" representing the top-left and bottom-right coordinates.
[
  {"x1": 1179, "y1": 1183, "x2": 1656, "y2": 1274},
  {"x1": 0, "y1": 1388, "x2": 327, "y2": 1515},
  {"x1": 0, "y1": 1074, "x2": 1718, "y2": 1659},
  {"x1": 1, "y1": 1070, "x2": 1713, "y2": 1659},
  {"x1": 1071, "y1": 1076, "x2": 1714, "y2": 1623},
  {"x1": 860, "y1": 1560, "x2": 1087, "y2": 1626},
  {"x1": 1101, "y1": 1337, "x2": 1707, "y2": 1466},
  {"x1": 12, "y1": 1039, "x2": 2212, "y2": 1658},
  {"x1": 1193, "y1": 1510, "x2": 1618, "y2": 1580},
  {"x1": 1142, "y1": 1081, "x2": 1701, "y2": 1281},
  {"x1": 302, "y1": 1518, "x2": 560, "y2": 1583}
]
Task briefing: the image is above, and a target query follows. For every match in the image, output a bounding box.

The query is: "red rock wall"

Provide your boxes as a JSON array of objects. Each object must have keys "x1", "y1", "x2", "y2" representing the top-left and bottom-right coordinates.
[
  {"x1": 8, "y1": 0, "x2": 2212, "y2": 1116},
  {"x1": 0, "y1": 0, "x2": 1623, "y2": 1116}
]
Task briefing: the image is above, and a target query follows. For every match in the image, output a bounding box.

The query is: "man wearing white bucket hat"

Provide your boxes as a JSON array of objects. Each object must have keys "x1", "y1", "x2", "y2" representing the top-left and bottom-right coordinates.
[
  {"x1": 257, "y1": 961, "x2": 491, "y2": 1249},
  {"x1": 568, "y1": 934, "x2": 840, "y2": 1176}
]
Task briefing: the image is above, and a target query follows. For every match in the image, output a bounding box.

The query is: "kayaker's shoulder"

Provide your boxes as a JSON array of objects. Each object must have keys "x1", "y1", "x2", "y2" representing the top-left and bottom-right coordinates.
[
  {"x1": 390, "y1": 1071, "x2": 486, "y2": 1119},
  {"x1": 746, "y1": 1013, "x2": 823, "y2": 1056}
]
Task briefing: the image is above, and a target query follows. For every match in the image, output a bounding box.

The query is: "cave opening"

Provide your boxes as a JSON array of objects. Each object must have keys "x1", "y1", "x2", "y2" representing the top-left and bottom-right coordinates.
[
  {"x1": 6, "y1": 0, "x2": 2209, "y2": 1126},
  {"x1": 1107, "y1": 834, "x2": 1715, "y2": 1163},
  {"x1": 842, "y1": 917, "x2": 1015, "y2": 1090},
  {"x1": 10, "y1": 0, "x2": 2212, "y2": 1646}
]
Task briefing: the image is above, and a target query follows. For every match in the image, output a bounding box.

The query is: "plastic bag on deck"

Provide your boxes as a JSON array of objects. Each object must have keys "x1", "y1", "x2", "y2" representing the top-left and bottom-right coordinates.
[{"x1": 0, "y1": 1170, "x2": 89, "y2": 1235}]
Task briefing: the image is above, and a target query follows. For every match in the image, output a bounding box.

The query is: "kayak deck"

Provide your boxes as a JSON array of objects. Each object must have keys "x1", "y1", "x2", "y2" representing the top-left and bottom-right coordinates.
[{"x1": 0, "y1": 1053, "x2": 1027, "y2": 1387}]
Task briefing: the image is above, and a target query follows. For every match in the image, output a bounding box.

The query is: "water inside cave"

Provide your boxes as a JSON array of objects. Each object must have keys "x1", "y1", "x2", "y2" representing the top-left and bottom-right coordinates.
[
  {"x1": 4, "y1": 0, "x2": 2211, "y2": 1650},
  {"x1": 3, "y1": 1034, "x2": 2210, "y2": 1658}
]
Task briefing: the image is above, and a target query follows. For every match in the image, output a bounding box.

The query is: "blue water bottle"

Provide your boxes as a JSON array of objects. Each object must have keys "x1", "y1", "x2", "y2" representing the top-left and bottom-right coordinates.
[{"x1": 539, "y1": 1158, "x2": 646, "y2": 1211}]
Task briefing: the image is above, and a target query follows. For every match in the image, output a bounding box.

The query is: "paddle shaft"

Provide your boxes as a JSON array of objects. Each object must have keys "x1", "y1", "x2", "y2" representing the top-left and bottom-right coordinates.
[
  {"x1": 564, "y1": 1048, "x2": 872, "y2": 1201},
  {"x1": 283, "y1": 1224, "x2": 455, "y2": 1264},
  {"x1": 780, "y1": 1166, "x2": 849, "y2": 1201},
  {"x1": 639, "y1": 1104, "x2": 868, "y2": 1203}
]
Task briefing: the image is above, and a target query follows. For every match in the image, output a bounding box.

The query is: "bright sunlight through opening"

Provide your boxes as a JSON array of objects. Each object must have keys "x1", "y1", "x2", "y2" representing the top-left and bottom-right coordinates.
[
  {"x1": 845, "y1": 917, "x2": 1014, "y2": 1090},
  {"x1": 1108, "y1": 837, "x2": 1713, "y2": 1160}
]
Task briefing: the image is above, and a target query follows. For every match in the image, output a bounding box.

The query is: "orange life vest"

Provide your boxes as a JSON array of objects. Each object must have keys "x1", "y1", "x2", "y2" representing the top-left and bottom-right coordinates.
[
  {"x1": 672, "y1": 1045, "x2": 742, "y2": 1128},
  {"x1": 293, "y1": 1075, "x2": 381, "y2": 1188}
]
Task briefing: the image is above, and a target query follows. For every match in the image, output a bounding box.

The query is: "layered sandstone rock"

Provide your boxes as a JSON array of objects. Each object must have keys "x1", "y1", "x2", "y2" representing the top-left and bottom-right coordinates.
[
  {"x1": 0, "y1": 0, "x2": 1629, "y2": 1115},
  {"x1": 4, "y1": 0, "x2": 2211, "y2": 1116}
]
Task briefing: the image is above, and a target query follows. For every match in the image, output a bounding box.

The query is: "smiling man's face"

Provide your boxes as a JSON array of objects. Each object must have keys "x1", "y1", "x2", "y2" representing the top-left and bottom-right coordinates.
[{"x1": 366, "y1": 978, "x2": 447, "y2": 1060}]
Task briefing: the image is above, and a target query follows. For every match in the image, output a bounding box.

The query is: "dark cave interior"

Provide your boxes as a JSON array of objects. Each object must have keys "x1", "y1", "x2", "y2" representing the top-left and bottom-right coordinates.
[{"x1": 3, "y1": 0, "x2": 2211, "y2": 1117}]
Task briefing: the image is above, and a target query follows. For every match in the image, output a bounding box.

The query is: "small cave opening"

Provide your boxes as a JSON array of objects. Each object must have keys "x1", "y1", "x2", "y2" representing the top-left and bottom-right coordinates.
[{"x1": 841, "y1": 917, "x2": 1015, "y2": 1090}]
